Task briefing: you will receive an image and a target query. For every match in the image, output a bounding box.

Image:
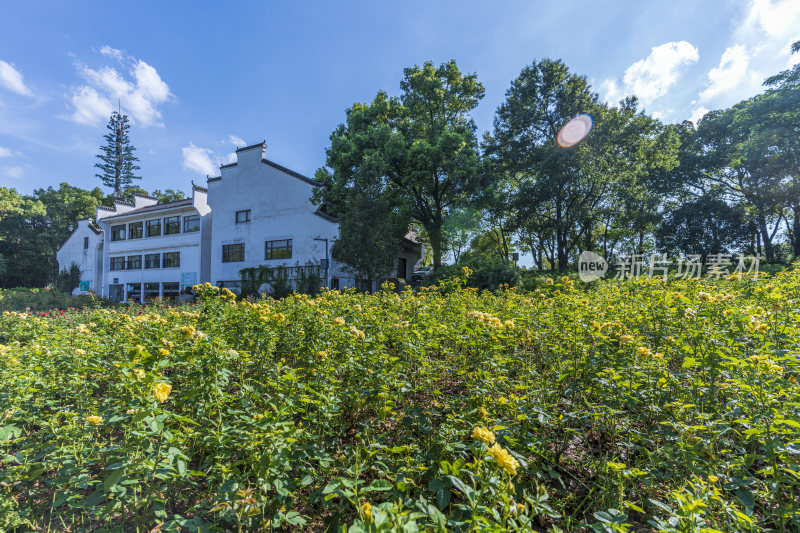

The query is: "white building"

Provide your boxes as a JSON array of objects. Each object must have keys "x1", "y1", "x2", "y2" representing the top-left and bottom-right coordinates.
[{"x1": 58, "y1": 141, "x2": 422, "y2": 301}]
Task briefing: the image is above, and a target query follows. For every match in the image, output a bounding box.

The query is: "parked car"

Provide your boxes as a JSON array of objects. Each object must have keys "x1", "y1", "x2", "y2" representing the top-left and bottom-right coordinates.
[{"x1": 410, "y1": 266, "x2": 434, "y2": 282}]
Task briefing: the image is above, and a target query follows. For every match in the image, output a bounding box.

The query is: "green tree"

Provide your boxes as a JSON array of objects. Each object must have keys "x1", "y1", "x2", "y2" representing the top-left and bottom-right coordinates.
[
  {"x1": 0, "y1": 184, "x2": 101, "y2": 287},
  {"x1": 330, "y1": 185, "x2": 408, "y2": 290},
  {"x1": 315, "y1": 60, "x2": 488, "y2": 269},
  {"x1": 486, "y1": 60, "x2": 678, "y2": 270},
  {"x1": 95, "y1": 111, "x2": 141, "y2": 198}
]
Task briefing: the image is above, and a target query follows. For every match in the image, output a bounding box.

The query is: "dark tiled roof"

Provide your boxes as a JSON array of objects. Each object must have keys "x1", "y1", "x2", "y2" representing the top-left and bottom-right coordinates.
[
  {"x1": 235, "y1": 141, "x2": 266, "y2": 153},
  {"x1": 114, "y1": 199, "x2": 135, "y2": 207},
  {"x1": 102, "y1": 198, "x2": 193, "y2": 220},
  {"x1": 192, "y1": 183, "x2": 208, "y2": 192},
  {"x1": 313, "y1": 209, "x2": 338, "y2": 223},
  {"x1": 77, "y1": 217, "x2": 103, "y2": 234},
  {"x1": 133, "y1": 192, "x2": 158, "y2": 201},
  {"x1": 207, "y1": 176, "x2": 222, "y2": 182},
  {"x1": 220, "y1": 163, "x2": 237, "y2": 170},
  {"x1": 97, "y1": 205, "x2": 116, "y2": 212},
  {"x1": 263, "y1": 159, "x2": 320, "y2": 187}
]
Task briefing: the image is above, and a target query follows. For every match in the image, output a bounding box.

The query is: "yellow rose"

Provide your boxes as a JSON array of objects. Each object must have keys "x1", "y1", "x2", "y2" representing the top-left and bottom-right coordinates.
[
  {"x1": 488, "y1": 443, "x2": 520, "y2": 476},
  {"x1": 153, "y1": 382, "x2": 172, "y2": 403},
  {"x1": 361, "y1": 502, "x2": 372, "y2": 521},
  {"x1": 86, "y1": 415, "x2": 103, "y2": 426},
  {"x1": 471, "y1": 426, "x2": 496, "y2": 445}
]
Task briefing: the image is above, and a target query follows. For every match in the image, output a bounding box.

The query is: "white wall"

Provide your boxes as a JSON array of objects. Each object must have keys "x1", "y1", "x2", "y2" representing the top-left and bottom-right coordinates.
[
  {"x1": 99, "y1": 204, "x2": 206, "y2": 301},
  {"x1": 56, "y1": 219, "x2": 103, "y2": 295},
  {"x1": 207, "y1": 144, "x2": 341, "y2": 289}
]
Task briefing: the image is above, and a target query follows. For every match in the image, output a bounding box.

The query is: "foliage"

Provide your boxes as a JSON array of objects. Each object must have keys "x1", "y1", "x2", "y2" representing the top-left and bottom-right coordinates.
[
  {"x1": 0, "y1": 287, "x2": 103, "y2": 312},
  {"x1": 329, "y1": 183, "x2": 408, "y2": 286},
  {"x1": 0, "y1": 183, "x2": 104, "y2": 288},
  {"x1": 315, "y1": 60, "x2": 489, "y2": 269},
  {"x1": 5, "y1": 270, "x2": 800, "y2": 530},
  {"x1": 95, "y1": 111, "x2": 141, "y2": 198},
  {"x1": 239, "y1": 263, "x2": 323, "y2": 298},
  {"x1": 56, "y1": 263, "x2": 82, "y2": 293}
]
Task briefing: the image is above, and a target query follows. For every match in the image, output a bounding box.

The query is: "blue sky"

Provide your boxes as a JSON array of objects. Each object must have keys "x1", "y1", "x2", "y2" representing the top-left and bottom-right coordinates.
[{"x1": 1, "y1": 0, "x2": 799, "y2": 196}]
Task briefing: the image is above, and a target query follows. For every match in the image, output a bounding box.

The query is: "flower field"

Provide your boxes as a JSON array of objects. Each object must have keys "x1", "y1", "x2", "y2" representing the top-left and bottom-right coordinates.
[{"x1": 1, "y1": 270, "x2": 800, "y2": 532}]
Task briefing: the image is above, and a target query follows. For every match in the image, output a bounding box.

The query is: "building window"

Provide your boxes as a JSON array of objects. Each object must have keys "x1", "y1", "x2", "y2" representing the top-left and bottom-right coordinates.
[
  {"x1": 184, "y1": 215, "x2": 200, "y2": 233},
  {"x1": 162, "y1": 282, "x2": 180, "y2": 300},
  {"x1": 111, "y1": 225, "x2": 126, "y2": 241},
  {"x1": 110, "y1": 257, "x2": 125, "y2": 271},
  {"x1": 84, "y1": 236, "x2": 89, "y2": 249},
  {"x1": 144, "y1": 282, "x2": 160, "y2": 302},
  {"x1": 162, "y1": 252, "x2": 180, "y2": 268},
  {"x1": 265, "y1": 239, "x2": 292, "y2": 260},
  {"x1": 126, "y1": 255, "x2": 142, "y2": 270},
  {"x1": 164, "y1": 216, "x2": 180, "y2": 235},
  {"x1": 222, "y1": 243, "x2": 245, "y2": 263},
  {"x1": 144, "y1": 253, "x2": 161, "y2": 269},
  {"x1": 129, "y1": 221, "x2": 143, "y2": 239},
  {"x1": 235, "y1": 209, "x2": 251, "y2": 223},
  {"x1": 146, "y1": 219, "x2": 161, "y2": 237}
]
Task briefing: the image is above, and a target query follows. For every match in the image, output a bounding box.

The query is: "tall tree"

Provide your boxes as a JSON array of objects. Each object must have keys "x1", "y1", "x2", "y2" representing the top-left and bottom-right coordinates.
[
  {"x1": 95, "y1": 111, "x2": 141, "y2": 198},
  {"x1": 486, "y1": 59, "x2": 678, "y2": 270},
  {"x1": 314, "y1": 60, "x2": 488, "y2": 269}
]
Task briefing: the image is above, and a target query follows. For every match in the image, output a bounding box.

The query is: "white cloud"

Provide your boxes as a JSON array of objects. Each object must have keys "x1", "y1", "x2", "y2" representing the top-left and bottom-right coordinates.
[
  {"x1": 67, "y1": 49, "x2": 172, "y2": 127},
  {"x1": 181, "y1": 144, "x2": 218, "y2": 176},
  {"x1": 100, "y1": 46, "x2": 124, "y2": 61},
  {"x1": 599, "y1": 79, "x2": 623, "y2": 106},
  {"x1": 0, "y1": 146, "x2": 12, "y2": 158},
  {"x1": 700, "y1": 45, "x2": 750, "y2": 100},
  {"x1": 0, "y1": 60, "x2": 33, "y2": 97},
  {"x1": 621, "y1": 41, "x2": 699, "y2": 104},
  {"x1": 745, "y1": 0, "x2": 800, "y2": 38},
  {"x1": 228, "y1": 135, "x2": 246, "y2": 147},
  {"x1": 3, "y1": 165, "x2": 23, "y2": 179},
  {"x1": 689, "y1": 106, "x2": 709, "y2": 124}
]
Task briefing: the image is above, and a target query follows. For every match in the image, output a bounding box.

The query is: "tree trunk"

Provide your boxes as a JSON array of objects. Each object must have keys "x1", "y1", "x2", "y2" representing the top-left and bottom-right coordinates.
[
  {"x1": 793, "y1": 206, "x2": 800, "y2": 258},
  {"x1": 429, "y1": 222, "x2": 444, "y2": 270}
]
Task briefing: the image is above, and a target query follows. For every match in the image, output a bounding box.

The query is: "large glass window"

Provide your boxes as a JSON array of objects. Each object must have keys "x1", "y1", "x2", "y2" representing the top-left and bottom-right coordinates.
[
  {"x1": 183, "y1": 215, "x2": 200, "y2": 233},
  {"x1": 126, "y1": 283, "x2": 142, "y2": 303},
  {"x1": 164, "y1": 216, "x2": 180, "y2": 235},
  {"x1": 265, "y1": 239, "x2": 292, "y2": 260},
  {"x1": 235, "y1": 209, "x2": 251, "y2": 223},
  {"x1": 144, "y1": 253, "x2": 160, "y2": 269},
  {"x1": 129, "y1": 221, "x2": 143, "y2": 239},
  {"x1": 110, "y1": 257, "x2": 124, "y2": 271},
  {"x1": 144, "y1": 283, "x2": 160, "y2": 302},
  {"x1": 162, "y1": 282, "x2": 180, "y2": 300},
  {"x1": 222, "y1": 243, "x2": 245, "y2": 263},
  {"x1": 162, "y1": 252, "x2": 180, "y2": 268},
  {"x1": 111, "y1": 225, "x2": 126, "y2": 241},
  {"x1": 127, "y1": 255, "x2": 142, "y2": 270},
  {"x1": 146, "y1": 219, "x2": 161, "y2": 237}
]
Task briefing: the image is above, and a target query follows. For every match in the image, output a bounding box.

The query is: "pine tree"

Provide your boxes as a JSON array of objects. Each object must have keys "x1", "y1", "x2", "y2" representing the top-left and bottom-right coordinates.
[{"x1": 94, "y1": 111, "x2": 141, "y2": 198}]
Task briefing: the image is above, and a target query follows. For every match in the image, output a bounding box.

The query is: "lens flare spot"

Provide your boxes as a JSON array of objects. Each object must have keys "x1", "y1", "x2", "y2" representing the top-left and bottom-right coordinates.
[{"x1": 557, "y1": 114, "x2": 593, "y2": 148}]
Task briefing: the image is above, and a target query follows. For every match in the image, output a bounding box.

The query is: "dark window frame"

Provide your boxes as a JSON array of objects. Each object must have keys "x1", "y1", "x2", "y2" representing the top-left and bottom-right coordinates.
[
  {"x1": 235, "y1": 209, "x2": 251, "y2": 223},
  {"x1": 162, "y1": 252, "x2": 180, "y2": 268},
  {"x1": 144, "y1": 253, "x2": 161, "y2": 269},
  {"x1": 83, "y1": 236, "x2": 89, "y2": 249},
  {"x1": 265, "y1": 239, "x2": 292, "y2": 260},
  {"x1": 111, "y1": 224, "x2": 126, "y2": 241},
  {"x1": 183, "y1": 215, "x2": 200, "y2": 233},
  {"x1": 222, "y1": 243, "x2": 245, "y2": 263},
  {"x1": 127, "y1": 255, "x2": 142, "y2": 270},
  {"x1": 164, "y1": 216, "x2": 181, "y2": 235},
  {"x1": 110, "y1": 257, "x2": 125, "y2": 271},
  {"x1": 128, "y1": 221, "x2": 143, "y2": 239},
  {"x1": 146, "y1": 219, "x2": 161, "y2": 238}
]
